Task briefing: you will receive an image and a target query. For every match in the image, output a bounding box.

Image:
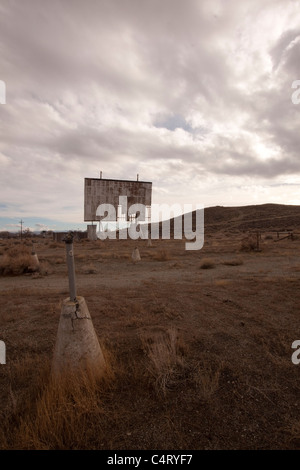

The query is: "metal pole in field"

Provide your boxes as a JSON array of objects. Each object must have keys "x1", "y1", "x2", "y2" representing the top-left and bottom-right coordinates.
[{"x1": 63, "y1": 231, "x2": 77, "y2": 302}]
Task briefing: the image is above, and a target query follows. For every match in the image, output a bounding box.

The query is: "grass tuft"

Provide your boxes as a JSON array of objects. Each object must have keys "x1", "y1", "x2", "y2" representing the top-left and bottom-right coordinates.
[
  {"x1": 141, "y1": 328, "x2": 186, "y2": 396},
  {"x1": 152, "y1": 250, "x2": 172, "y2": 261},
  {"x1": 200, "y1": 258, "x2": 215, "y2": 269}
]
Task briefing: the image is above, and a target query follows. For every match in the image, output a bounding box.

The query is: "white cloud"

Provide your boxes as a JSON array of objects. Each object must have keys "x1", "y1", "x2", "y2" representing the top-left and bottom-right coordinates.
[{"x1": 0, "y1": 0, "x2": 299, "y2": 230}]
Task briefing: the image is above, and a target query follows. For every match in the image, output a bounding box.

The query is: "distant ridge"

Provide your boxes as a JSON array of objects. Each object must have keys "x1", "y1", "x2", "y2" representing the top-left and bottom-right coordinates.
[
  {"x1": 152, "y1": 203, "x2": 300, "y2": 236},
  {"x1": 202, "y1": 203, "x2": 300, "y2": 232}
]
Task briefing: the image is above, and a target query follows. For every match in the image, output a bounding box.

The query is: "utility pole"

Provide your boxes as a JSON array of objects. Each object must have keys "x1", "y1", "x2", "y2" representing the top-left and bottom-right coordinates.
[{"x1": 20, "y1": 219, "x2": 23, "y2": 240}]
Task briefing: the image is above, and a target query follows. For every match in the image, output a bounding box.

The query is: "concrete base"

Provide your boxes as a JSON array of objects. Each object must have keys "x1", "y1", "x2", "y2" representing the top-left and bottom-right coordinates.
[
  {"x1": 29, "y1": 253, "x2": 40, "y2": 272},
  {"x1": 132, "y1": 247, "x2": 141, "y2": 262},
  {"x1": 52, "y1": 296, "x2": 106, "y2": 378}
]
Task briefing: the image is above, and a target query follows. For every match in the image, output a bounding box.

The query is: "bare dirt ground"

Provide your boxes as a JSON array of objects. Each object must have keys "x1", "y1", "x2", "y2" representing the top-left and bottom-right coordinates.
[{"x1": 1, "y1": 210, "x2": 300, "y2": 450}]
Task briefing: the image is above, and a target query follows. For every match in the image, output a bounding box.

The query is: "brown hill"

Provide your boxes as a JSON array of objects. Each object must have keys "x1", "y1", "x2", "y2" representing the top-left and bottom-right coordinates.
[
  {"x1": 203, "y1": 203, "x2": 300, "y2": 232},
  {"x1": 153, "y1": 203, "x2": 300, "y2": 236}
]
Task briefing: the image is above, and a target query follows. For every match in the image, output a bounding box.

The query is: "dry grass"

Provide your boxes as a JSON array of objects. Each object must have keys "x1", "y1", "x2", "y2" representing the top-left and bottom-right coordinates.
[
  {"x1": 75, "y1": 253, "x2": 86, "y2": 261},
  {"x1": 1, "y1": 346, "x2": 115, "y2": 450},
  {"x1": 82, "y1": 263, "x2": 98, "y2": 274},
  {"x1": 38, "y1": 261, "x2": 53, "y2": 276},
  {"x1": 240, "y1": 235, "x2": 258, "y2": 251},
  {"x1": 152, "y1": 250, "x2": 172, "y2": 261},
  {"x1": 1, "y1": 232, "x2": 300, "y2": 450},
  {"x1": 15, "y1": 370, "x2": 105, "y2": 450},
  {"x1": 215, "y1": 279, "x2": 230, "y2": 287},
  {"x1": 99, "y1": 252, "x2": 112, "y2": 259},
  {"x1": 222, "y1": 258, "x2": 244, "y2": 266},
  {"x1": 48, "y1": 242, "x2": 63, "y2": 249},
  {"x1": 141, "y1": 329, "x2": 221, "y2": 400},
  {"x1": 0, "y1": 245, "x2": 39, "y2": 276},
  {"x1": 53, "y1": 257, "x2": 65, "y2": 265},
  {"x1": 191, "y1": 353, "x2": 222, "y2": 401},
  {"x1": 141, "y1": 328, "x2": 186, "y2": 396},
  {"x1": 284, "y1": 420, "x2": 300, "y2": 448}
]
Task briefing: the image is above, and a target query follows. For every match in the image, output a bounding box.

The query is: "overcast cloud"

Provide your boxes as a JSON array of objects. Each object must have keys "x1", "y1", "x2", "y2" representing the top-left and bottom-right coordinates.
[{"x1": 0, "y1": 0, "x2": 299, "y2": 231}]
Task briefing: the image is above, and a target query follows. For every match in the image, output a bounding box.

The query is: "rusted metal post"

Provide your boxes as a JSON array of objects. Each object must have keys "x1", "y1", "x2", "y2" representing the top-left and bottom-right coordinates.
[{"x1": 63, "y1": 232, "x2": 77, "y2": 302}]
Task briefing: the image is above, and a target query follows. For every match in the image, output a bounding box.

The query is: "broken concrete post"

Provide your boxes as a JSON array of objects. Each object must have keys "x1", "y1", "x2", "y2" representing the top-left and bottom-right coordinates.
[
  {"x1": 132, "y1": 246, "x2": 141, "y2": 263},
  {"x1": 29, "y1": 242, "x2": 40, "y2": 271},
  {"x1": 52, "y1": 232, "x2": 106, "y2": 378},
  {"x1": 52, "y1": 296, "x2": 106, "y2": 379}
]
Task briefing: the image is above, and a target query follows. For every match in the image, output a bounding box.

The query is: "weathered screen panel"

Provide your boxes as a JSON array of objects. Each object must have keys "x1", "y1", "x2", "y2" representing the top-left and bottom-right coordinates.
[{"x1": 84, "y1": 178, "x2": 152, "y2": 221}]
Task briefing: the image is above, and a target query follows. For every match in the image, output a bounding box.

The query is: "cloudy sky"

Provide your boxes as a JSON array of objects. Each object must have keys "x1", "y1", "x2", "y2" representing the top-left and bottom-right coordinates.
[{"x1": 0, "y1": 0, "x2": 300, "y2": 232}]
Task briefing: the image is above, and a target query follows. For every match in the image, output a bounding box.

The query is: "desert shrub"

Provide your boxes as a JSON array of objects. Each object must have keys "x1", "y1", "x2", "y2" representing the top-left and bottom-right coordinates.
[
  {"x1": 39, "y1": 261, "x2": 52, "y2": 276},
  {"x1": 82, "y1": 263, "x2": 97, "y2": 274},
  {"x1": 200, "y1": 258, "x2": 215, "y2": 269},
  {"x1": 0, "y1": 245, "x2": 39, "y2": 275},
  {"x1": 240, "y1": 235, "x2": 258, "y2": 252},
  {"x1": 5, "y1": 245, "x2": 27, "y2": 257},
  {"x1": 152, "y1": 250, "x2": 172, "y2": 261}
]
